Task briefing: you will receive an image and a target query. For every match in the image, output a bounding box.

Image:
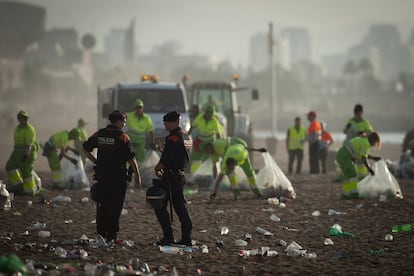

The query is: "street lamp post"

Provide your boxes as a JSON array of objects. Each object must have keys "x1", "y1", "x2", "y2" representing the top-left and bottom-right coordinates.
[{"x1": 266, "y1": 22, "x2": 278, "y2": 154}]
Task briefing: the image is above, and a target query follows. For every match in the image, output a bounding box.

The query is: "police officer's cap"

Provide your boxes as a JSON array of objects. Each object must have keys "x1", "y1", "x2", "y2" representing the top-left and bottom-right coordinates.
[
  {"x1": 108, "y1": 110, "x2": 127, "y2": 122},
  {"x1": 163, "y1": 111, "x2": 180, "y2": 122}
]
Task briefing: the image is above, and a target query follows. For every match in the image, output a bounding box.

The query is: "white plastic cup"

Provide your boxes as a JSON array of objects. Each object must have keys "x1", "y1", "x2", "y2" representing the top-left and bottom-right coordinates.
[
  {"x1": 235, "y1": 239, "x2": 248, "y2": 246},
  {"x1": 38, "y1": 230, "x2": 51, "y2": 238}
]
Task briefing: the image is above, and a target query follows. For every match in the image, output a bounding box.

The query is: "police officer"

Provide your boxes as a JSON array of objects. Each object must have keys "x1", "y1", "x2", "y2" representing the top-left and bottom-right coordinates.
[
  {"x1": 6, "y1": 110, "x2": 40, "y2": 195},
  {"x1": 153, "y1": 111, "x2": 192, "y2": 246},
  {"x1": 82, "y1": 110, "x2": 141, "y2": 242}
]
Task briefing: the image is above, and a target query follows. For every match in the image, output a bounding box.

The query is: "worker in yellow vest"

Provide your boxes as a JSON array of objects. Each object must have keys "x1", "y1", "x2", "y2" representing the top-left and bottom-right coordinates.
[
  {"x1": 336, "y1": 132, "x2": 381, "y2": 198},
  {"x1": 126, "y1": 99, "x2": 155, "y2": 164},
  {"x1": 42, "y1": 128, "x2": 80, "y2": 189},
  {"x1": 286, "y1": 116, "x2": 306, "y2": 174},
  {"x1": 5, "y1": 110, "x2": 40, "y2": 195},
  {"x1": 209, "y1": 143, "x2": 263, "y2": 200},
  {"x1": 188, "y1": 105, "x2": 222, "y2": 173},
  {"x1": 74, "y1": 118, "x2": 88, "y2": 165}
]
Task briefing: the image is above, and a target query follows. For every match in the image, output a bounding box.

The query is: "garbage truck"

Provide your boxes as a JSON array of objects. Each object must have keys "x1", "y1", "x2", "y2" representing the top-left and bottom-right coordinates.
[
  {"x1": 182, "y1": 73, "x2": 259, "y2": 145},
  {"x1": 97, "y1": 75, "x2": 191, "y2": 145}
]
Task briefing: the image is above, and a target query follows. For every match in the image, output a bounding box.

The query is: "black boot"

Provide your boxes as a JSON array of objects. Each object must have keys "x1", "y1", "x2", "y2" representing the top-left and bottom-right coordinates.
[
  {"x1": 156, "y1": 236, "x2": 174, "y2": 246},
  {"x1": 175, "y1": 235, "x2": 192, "y2": 246}
]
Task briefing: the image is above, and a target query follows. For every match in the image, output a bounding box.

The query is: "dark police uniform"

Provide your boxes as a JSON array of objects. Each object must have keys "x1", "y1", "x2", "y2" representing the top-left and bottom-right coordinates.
[
  {"x1": 155, "y1": 112, "x2": 192, "y2": 246},
  {"x1": 83, "y1": 123, "x2": 135, "y2": 241}
]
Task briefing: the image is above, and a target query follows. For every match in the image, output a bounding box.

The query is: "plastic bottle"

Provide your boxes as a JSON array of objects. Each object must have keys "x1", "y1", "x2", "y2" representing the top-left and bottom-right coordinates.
[
  {"x1": 201, "y1": 245, "x2": 209, "y2": 253},
  {"x1": 38, "y1": 230, "x2": 50, "y2": 238},
  {"x1": 304, "y1": 252, "x2": 317, "y2": 259},
  {"x1": 55, "y1": 247, "x2": 67, "y2": 258},
  {"x1": 279, "y1": 239, "x2": 287, "y2": 246},
  {"x1": 256, "y1": 227, "x2": 273, "y2": 236},
  {"x1": 328, "y1": 209, "x2": 346, "y2": 216},
  {"x1": 215, "y1": 239, "x2": 223, "y2": 249},
  {"x1": 391, "y1": 224, "x2": 412, "y2": 233},
  {"x1": 159, "y1": 246, "x2": 180, "y2": 254},
  {"x1": 324, "y1": 238, "x2": 334, "y2": 245},
  {"x1": 235, "y1": 239, "x2": 248, "y2": 246},
  {"x1": 220, "y1": 226, "x2": 229, "y2": 235},
  {"x1": 267, "y1": 250, "x2": 278, "y2": 257},
  {"x1": 311, "y1": 210, "x2": 320, "y2": 217},
  {"x1": 270, "y1": 214, "x2": 281, "y2": 222}
]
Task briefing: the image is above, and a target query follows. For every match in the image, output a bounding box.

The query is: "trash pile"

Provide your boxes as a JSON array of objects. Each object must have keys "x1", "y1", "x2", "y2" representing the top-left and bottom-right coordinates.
[
  {"x1": 256, "y1": 152, "x2": 296, "y2": 199},
  {"x1": 358, "y1": 160, "x2": 403, "y2": 199}
]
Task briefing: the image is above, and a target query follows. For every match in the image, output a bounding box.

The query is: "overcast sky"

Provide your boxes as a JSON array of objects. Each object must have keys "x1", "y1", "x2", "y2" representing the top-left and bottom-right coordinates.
[{"x1": 17, "y1": 0, "x2": 414, "y2": 66}]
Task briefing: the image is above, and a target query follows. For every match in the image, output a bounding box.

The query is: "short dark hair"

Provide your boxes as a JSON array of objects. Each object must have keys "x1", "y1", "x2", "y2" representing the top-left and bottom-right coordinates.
[
  {"x1": 354, "y1": 104, "x2": 363, "y2": 114},
  {"x1": 225, "y1": 157, "x2": 237, "y2": 166},
  {"x1": 368, "y1": 132, "x2": 380, "y2": 146},
  {"x1": 108, "y1": 110, "x2": 127, "y2": 123}
]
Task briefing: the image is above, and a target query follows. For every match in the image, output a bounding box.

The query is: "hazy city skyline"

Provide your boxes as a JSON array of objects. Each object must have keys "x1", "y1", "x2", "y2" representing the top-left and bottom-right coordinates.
[{"x1": 15, "y1": 0, "x2": 414, "y2": 66}]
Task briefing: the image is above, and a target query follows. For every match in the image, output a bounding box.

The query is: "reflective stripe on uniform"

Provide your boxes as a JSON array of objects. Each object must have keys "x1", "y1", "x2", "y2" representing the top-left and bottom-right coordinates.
[
  {"x1": 23, "y1": 176, "x2": 36, "y2": 195},
  {"x1": 52, "y1": 170, "x2": 63, "y2": 188},
  {"x1": 8, "y1": 169, "x2": 23, "y2": 186},
  {"x1": 342, "y1": 177, "x2": 359, "y2": 195}
]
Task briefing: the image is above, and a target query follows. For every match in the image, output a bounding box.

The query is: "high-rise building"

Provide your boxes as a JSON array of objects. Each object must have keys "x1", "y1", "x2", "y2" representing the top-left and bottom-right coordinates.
[
  {"x1": 280, "y1": 27, "x2": 312, "y2": 69},
  {"x1": 249, "y1": 32, "x2": 268, "y2": 72}
]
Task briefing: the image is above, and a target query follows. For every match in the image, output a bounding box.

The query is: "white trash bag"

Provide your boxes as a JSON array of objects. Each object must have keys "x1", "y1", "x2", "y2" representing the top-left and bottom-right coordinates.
[
  {"x1": 139, "y1": 149, "x2": 161, "y2": 187},
  {"x1": 61, "y1": 151, "x2": 90, "y2": 189},
  {"x1": 358, "y1": 160, "x2": 403, "y2": 199},
  {"x1": 256, "y1": 152, "x2": 296, "y2": 199},
  {"x1": 211, "y1": 165, "x2": 249, "y2": 191},
  {"x1": 187, "y1": 158, "x2": 215, "y2": 187},
  {"x1": 141, "y1": 149, "x2": 160, "y2": 170}
]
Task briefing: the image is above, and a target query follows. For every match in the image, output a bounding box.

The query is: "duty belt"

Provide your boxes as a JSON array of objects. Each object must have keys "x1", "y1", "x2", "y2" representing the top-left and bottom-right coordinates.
[{"x1": 165, "y1": 169, "x2": 185, "y2": 174}]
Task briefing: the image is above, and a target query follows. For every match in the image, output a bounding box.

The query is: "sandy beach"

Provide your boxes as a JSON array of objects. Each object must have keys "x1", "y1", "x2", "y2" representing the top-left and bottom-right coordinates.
[{"x1": 1, "y1": 135, "x2": 413, "y2": 275}]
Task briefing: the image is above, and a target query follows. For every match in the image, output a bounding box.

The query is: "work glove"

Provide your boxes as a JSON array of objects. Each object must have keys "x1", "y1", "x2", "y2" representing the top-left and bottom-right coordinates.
[
  {"x1": 70, "y1": 158, "x2": 78, "y2": 166},
  {"x1": 258, "y1": 148, "x2": 267, "y2": 153},
  {"x1": 21, "y1": 154, "x2": 28, "y2": 162},
  {"x1": 372, "y1": 157, "x2": 381, "y2": 162},
  {"x1": 368, "y1": 167, "x2": 375, "y2": 176}
]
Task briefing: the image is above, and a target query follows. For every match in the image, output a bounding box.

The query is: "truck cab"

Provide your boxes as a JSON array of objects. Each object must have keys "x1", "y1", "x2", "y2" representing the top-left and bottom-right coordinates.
[
  {"x1": 184, "y1": 74, "x2": 259, "y2": 143},
  {"x1": 98, "y1": 75, "x2": 191, "y2": 144}
]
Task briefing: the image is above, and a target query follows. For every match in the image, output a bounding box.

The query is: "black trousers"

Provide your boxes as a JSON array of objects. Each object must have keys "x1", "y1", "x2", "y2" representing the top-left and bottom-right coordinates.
[
  {"x1": 154, "y1": 172, "x2": 192, "y2": 241},
  {"x1": 319, "y1": 148, "x2": 328, "y2": 174},
  {"x1": 309, "y1": 142, "x2": 320, "y2": 174},
  {"x1": 96, "y1": 173, "x2": 127, "y2": 241},
  {"x1": 288, "y1": 149, "x2": 304, "y2": 174}
]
